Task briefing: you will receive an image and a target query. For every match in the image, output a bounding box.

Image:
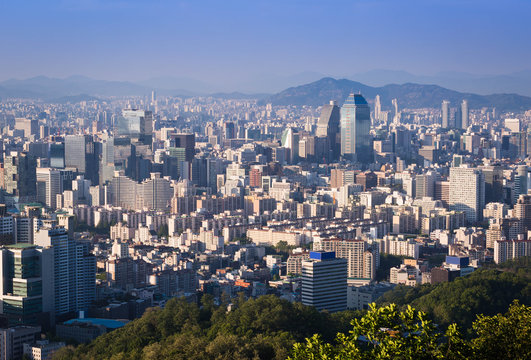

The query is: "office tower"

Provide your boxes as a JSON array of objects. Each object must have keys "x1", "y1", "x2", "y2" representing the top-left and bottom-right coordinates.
[
  {"x1": 49, "y1": 143, "x2": 65, "y2": 169},
  {"x1": 36, "y1": 168, "x2": 62, "y2": 209},
  {"x1": 64, "y1": 135, "x2": 87, "y2": 172},
  {"x1": 0, "y1": 244, "x2": 54, "y2": 326},
  {"x1": 169, "y1": 134, "x2": 195, "y2": 162},
  {"x1": 505, "y1": 118, "x2": 521, "y2": 133},
  {"x1": 480, "y1": 165, "x2": 503, "y2": 204},
  {"x1": 441, "y1": 100, "x2": 450, "y2": 129},
  {"x1": 461, "y1": 100, "x2": 469, "y2": 129},
  {"x1": 514, "y1": 194, "x2": 531, "y2": 235},
  {"x1": 3, "y1": 152, "x2": 37, "y2": 201},
  {"x1": 65, "y1": 135, "x2": 99, "y2": 185},
  {"x1": 374, "y1": 95, "x2": 381, "y2": 124},
  {"x1": 100, "y1": 137, "x2": 115, "y2": 185},
  {"x1": 449, "y1": 167, "x2": 485, "y2": 223},
  {"x1": 281, "y1": 128, "x2": 299, "y2": 163},
  {"x1": 415, "y1": 171, "x2": 436, "y2": 199},
  {"x1": 316, "y1": 100, "x2": 340, "y2": 161},
  {"x1": 14, "y1": 118, "x2": 39, "y2": 139},
  {"x1": 391, "y1": 98, "x2": 399, "y2": 124},
  {"x1": 223, "y1": 122, "x2": 236, "y2": 140},
  {"x1": 301, "y1": 251, "x2": 347, "y2": 312},
  {"x1": 340, "y1": 93, "x2": 372, "y2": 164},
  {"x1": 434, "y1": 180, "x2": 450, "y2": 207},
  {"x1": 34, "y1": 224, "x2": 95, "y2": 316},
  {"x1": 115, "y1": 109, "x2": 153, "y2": 147},
  {"x1": 514, "y1": 165, "x2": 529, "y2": 200},
  {"x1": 455, "y1": 103, "x2": 462, "y2": 129}
]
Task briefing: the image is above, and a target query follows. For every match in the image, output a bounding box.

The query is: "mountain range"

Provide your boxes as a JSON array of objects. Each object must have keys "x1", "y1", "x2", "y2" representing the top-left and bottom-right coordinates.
[
  {"x1": 261, "y1": 77, "x2": 531, "y2": 111},
  {"x1": 1, "y1": 75, "x2": 531, "y2": 111}
]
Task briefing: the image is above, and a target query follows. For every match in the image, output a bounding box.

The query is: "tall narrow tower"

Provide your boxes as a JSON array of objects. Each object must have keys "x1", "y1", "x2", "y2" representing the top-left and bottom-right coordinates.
[
  {"x1": 340, "y1": 93, "x2": 372, "y2": 164},
  {"x1": 441, "y1": 100, "x2": 450, "y2": 129},
  {"x1": 316, "y1": 100, "x2": 340, "y2": 161}
]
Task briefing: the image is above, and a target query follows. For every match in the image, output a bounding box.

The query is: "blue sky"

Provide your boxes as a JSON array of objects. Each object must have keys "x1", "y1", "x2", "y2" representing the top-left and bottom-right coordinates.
[{"x1": 0, "y1": 0, "x2": 529, "y2": 84}]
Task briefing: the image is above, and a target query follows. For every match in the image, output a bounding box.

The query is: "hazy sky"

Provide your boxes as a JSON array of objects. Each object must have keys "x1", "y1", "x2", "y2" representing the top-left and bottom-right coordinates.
[{"x1": 0, "y1": 0, "x2": 530, "y2": 84}]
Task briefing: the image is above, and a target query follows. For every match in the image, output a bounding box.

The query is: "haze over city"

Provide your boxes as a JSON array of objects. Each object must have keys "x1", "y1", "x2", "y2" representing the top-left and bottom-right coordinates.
[
  {"x1": 0, "y1": 1, "x2": 530, "y2": 359},
  {"x1": 1, "y1": 0, "x2": 531, "y2": 93}
]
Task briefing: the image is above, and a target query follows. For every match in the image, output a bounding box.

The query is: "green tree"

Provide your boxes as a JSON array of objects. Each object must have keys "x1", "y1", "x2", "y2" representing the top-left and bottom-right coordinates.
[
  {"x1": 289, "y1": 303, "x2": 467, "y2": 360},
  {"x1": 471, "y1": 300, "x2": 531, "y2": 360}
]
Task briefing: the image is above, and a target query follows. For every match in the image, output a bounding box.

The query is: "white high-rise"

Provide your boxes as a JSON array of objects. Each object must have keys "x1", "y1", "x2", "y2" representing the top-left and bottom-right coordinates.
[
  {"x1": 441, "y1": 100, "x2": 450, "y2": 128},
  {"x1": 461, "y1": 100, "x2": 469, "y2": 129},
  {"x1": 36, "y1": 168, "x2": 62, "y2": 209},
  {"x1": 449, "y1": 167, "x2": 485, "y2": 223}
]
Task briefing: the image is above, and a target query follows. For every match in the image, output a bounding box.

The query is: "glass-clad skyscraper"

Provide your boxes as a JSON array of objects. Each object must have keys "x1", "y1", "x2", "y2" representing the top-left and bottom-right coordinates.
[
  {"x1": 340, "y1": 93, "x2": 372, "y2": 164},
  {"x1": 115, "y1": 109, "x2": 153, "y2": 147},
  {"x1": 316, "y1": 100, "x2": 340, "y2": 161}
]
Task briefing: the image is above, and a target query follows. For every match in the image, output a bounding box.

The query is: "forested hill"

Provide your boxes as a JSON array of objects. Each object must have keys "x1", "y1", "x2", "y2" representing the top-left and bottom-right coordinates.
[
  {"x1": 377, "y1": 257, "x2": 531, "y2": 330},
  {"x1": 53, "y1": 258, "x2": 530, "y2": 360}
]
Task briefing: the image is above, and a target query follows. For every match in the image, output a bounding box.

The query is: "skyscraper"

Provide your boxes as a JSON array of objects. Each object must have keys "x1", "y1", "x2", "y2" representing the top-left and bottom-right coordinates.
[
  {"x1": 316, "y1": 100, "x2": 340, "y2": 161},
  {"x1": 441, "y1": 100, "x2": 450, "y2": 129},
  {"x1": 115, "y1": 109, "x2": 153, "y2": 147},
  {"x1": 340, "y1": 93, "x2": 372, "y2": 164},
  {"x1": 34, "y1": 224, "x2": 95, "y2": 316},
  {"x1": 64, "y1": 135, "x2": 99, "y2": 185},
  {"x1": 449, "y1": 167, "x2": 485, "y2": 223},
  {"x1": 36, "y1": 168, "x2": 62, "y2": 209},
  {"x1": 3, "y1": 152, "x2": 37, "y2": 201},
  {"x1": 301, "y1": 251, "x2": 347, "y2": 312},
  {"x1": 391, "y1": 98, "x2": 399, "y2": 124},
  {"x1": 374, "y1": 95, "x2": 381, "y2": 124},
  {"x1": 460, "y1": 100, "x2": 469, "y2": 129},
  {"x1": 0, "y1": 244, "x2": 54, "y2": 326}
]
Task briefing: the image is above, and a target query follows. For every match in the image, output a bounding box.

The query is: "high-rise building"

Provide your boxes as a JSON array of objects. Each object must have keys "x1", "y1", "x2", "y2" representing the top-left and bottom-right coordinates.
[
  {"x1": 514, "y1": 194, "x2": 531, "y2": 235},
  {"x1": 441, "y1": 100, "x2": 450, "y2": 129},
  {"x1": 316, "y1": 100, "x2": 340, "y2": 161},
  {"x1": 481, "y1": 165, "x2": 503, "y2": 204},
  {"x1": 374, "y1": 95, "x2": 381, "y2": 124},
  {"x1": 340, "y1": 93, "x2": 372, "y2": 164},
  {"x1": 391, "y1": 98, "x2": 399, "y2": 124},
  {"x1": 0, "y1": 244, "x2": 54, "y2": 326},
  {"x1": 3, "y1": 152, "x2": 37, "y2": 201},
  {"x1": 14, "y1": 118, "x2": 39, "y2": 139},
  {"x1": 316, "y1": 239, "x2": 378, "y2": 280},
  {"x1": 449, "y1": 167, "x2": 485, "y2": 223},
  {"x1": 301, "y1": 251, "x2": 347, "y2": 312},
  {"x1": 34, "y1": 224, "x2": 95, "y2": 316},
  {"x1": 36, "y1": 168, "x2": 62, "y2": 209},
  {"x1": 49, "y1": 143, "x2": 65, "y2": 169},
  {"x1": 460, "y1": 100, "x2": 469, "y2": 129},
  {"x1": 115, "y1": 109, "x2": 153, "y2": 147},
  {"x1": 415, "y1": 171, "x2": 436, "y2": 199}
]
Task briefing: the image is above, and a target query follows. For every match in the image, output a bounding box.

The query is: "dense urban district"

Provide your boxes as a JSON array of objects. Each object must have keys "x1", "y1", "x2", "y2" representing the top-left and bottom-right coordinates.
[{"x1": 0, "y1": 80, "x2": 529, "y2": 359}]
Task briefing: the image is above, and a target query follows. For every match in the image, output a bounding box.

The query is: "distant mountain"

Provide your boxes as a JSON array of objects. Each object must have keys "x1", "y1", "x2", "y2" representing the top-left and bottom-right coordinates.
[
  {"x1": 0, "y1": 76, "x2": 150, "y2": 99},
  {"x1": 262, "y1": 77, "x2": 531, "y2": 111},
  {"x1": 0, "y1": 75, "x2": 267, "y2": 101},
  {"x1": 349, "y1": 69, "x2": 531, "y2": 97},
  {"x1": 209, "y1": 92, "x2": 270, "y2": 100},
  {"x1": 50, "y1": 94, "x2": 101, "y2": 104},
  {"x1": 137, "y1": 76, "x2": 216, "y2": 94}
]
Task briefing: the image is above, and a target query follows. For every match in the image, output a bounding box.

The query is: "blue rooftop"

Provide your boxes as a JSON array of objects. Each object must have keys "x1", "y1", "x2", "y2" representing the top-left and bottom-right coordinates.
[
  {"x1": 343, "y1": 93, "x2": 368, "y2": 106},
  {"x1": 64, "y1": 318, "x2": 128, "y2": 329}
]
